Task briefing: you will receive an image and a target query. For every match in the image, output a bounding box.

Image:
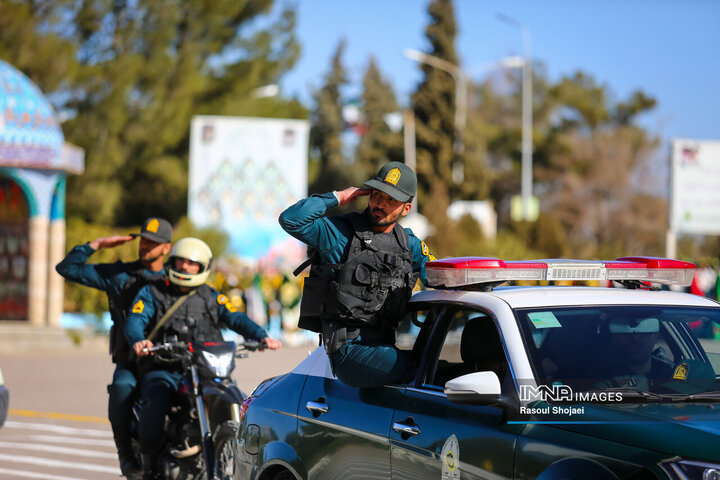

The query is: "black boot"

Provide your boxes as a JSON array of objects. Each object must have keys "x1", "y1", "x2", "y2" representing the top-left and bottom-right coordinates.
[
  {"x1": 118, "y1": 451, "x2": 141, "y2": 479},
  {"x1": 141, "y1": 453, "x2": 158, "y2": 480}
]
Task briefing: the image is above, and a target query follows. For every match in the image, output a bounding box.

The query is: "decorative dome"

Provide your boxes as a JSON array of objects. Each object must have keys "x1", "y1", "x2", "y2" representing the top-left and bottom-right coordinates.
[{"x1": 0, "y1": 59, "x2": 64, "y2": 169}]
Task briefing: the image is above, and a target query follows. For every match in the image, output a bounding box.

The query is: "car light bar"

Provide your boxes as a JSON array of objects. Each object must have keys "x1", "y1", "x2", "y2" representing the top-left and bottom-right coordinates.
[{"x1": 426, "y1": 256, "x2": 696, "y2": 289}]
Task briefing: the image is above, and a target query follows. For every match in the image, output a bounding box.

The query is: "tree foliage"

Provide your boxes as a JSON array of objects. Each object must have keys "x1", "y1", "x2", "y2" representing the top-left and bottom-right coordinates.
[
  {"x1": 355, "y1": 57, "x2": 404, "y2": 179},
  {"x1": 411, "y1": 0, "x2": 458, "y2": 214},
  {"x1": 475, "y1": 65, "x2": 664, "y2": 258},
  {"x1": 0, "y1": 0, "x2": 305, "y2": 226},
  {"x1": 308, "y1": 39, "x2": 352, "y2": 194}
]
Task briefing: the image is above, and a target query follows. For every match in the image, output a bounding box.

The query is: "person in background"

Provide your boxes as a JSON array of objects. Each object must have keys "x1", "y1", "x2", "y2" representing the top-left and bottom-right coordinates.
[{"x1": 55, "y1": 217, "x2": 173, "y2": 477}]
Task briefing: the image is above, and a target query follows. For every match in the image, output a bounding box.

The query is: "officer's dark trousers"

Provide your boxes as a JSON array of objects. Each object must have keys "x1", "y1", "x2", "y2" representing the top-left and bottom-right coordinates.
[
  {"x1": 330, "y1": 339, "x2": 411, "y2": 388},
  {"x1": 107, "y1": 362, "x2": 137, "y2": 459},
  {"x1": 137, "y1": 369, "x2": 183, "y2": 455}
]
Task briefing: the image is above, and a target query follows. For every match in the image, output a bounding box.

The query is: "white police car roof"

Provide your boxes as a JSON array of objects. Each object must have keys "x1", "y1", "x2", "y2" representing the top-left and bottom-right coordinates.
[{"x1": 411, "y1": 286, "x2": 719, "y2": 310}]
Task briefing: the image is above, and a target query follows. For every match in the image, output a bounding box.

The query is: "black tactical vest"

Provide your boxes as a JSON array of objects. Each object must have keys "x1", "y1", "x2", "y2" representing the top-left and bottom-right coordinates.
[
  {"x1": 108, "y1": 262, "x2": 159, "y2": 362},
  {"x1": 147, "y1": 282, "x2": 224, "y2": 344},
  {"x1": 298, "y1": 211, "x2": 418, "y2": 334}
]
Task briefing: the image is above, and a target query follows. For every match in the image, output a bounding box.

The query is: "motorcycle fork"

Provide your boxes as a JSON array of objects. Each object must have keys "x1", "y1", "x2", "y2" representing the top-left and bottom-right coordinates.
[{"x1": 191, "y1": 365, "x2": 217, "y2": 479}]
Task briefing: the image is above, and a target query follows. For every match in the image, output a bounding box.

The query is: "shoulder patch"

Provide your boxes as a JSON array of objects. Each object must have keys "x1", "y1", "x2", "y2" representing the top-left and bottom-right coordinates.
[
  {"x1": 421, "y1": 241, "x2": 436, "y2": 261},
  {"x1": 217, "y1": 294, "x2": 229, "y2": 305},
  {"x1": 132, "y1": 300, "x2": 144, "y2": 314}
]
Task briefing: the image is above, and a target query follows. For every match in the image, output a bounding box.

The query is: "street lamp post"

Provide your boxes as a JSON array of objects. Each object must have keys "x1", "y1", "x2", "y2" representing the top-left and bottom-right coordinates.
[
  {"x1": 404, "y1": 48, "x2": 468, "y2": 163},
  {"x1": 497, "y1": 13, "x2": 533, "y2": 221}
]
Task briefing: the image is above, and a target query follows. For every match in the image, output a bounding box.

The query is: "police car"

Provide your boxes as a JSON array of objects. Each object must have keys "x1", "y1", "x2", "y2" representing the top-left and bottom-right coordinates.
[{"x1": 237, "y1": 257, "x2": 720, "y2": 480}]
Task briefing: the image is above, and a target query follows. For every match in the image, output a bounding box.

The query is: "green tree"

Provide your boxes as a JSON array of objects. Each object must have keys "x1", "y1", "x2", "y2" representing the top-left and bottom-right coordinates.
[
  {"x1": 355, "y1": 56, "x2": 404, "y2": 179},
  {"x1": 411, "y1": 0, "x2": 459, "y2": 214},
  {"x1": 475, "y1": 65, "x2": 663, "y2": 258},
  {"x1": 0, "y1": 0, "x2": 304, "y2": 226},
  {"x1": 308, "y1": 39, "x2": 351, "y2": 194}
]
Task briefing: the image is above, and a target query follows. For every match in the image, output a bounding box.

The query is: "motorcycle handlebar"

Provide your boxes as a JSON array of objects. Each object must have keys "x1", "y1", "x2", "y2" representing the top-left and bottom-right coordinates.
[
  {"x1": 237, "y1": 339, "x2": 263, "y2": 352},
  {"x1": 141, "y1": 340, "x2": 263, "y2": 355}
]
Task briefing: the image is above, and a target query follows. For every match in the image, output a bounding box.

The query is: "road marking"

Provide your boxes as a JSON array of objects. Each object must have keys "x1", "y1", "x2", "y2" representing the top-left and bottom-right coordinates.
[
  {"x1": 0, "y1": 442, "x2": 117, "y2": 459},
  {"x1": 0, "y1": 467, "x2": 87, "y2": 480},
  {"x1": 3, "y1": 421, "x2": 112, "y2": 437},
  {"x1": 26, "y1": 435, "x2": 115, "y2": 448},
  {"x1": 9, "y1": 409, "x2": 109, "y2": 424},
  {"x1": 0, "y1": 453, "x2": 120, "y2": 474}
]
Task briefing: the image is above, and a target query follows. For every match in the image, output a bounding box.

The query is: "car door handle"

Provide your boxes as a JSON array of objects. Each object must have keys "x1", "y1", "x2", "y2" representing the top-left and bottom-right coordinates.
[
  {"x1": 393, "y1": 421, "x2": 420, "y2": 436},
  {"x1": 306, "y1": 401, "x2": 329, "y2": 416}
]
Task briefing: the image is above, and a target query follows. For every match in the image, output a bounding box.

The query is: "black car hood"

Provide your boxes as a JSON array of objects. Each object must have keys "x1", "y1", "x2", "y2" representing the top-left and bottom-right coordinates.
[{"x1": 550, "y1": 403, "x2": 720, "y2": 460}]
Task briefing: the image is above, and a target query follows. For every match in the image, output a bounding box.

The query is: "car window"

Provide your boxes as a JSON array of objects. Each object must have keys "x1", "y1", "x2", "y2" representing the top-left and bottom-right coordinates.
[
  {"x1": 423, "y1": 309, "x2": 510, "y2": 389},
  {"x1": 516, "y1": 305, "x2": 720, "y2": 394},
  {"x1": 396, "y1": 310, "x2": 425, "y2": 351}
]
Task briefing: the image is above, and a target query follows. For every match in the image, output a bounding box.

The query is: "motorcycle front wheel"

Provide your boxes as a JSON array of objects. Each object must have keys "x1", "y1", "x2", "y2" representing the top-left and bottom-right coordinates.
[{"x1": 213, "y1": 421, "x2": 240, "y2": 480}]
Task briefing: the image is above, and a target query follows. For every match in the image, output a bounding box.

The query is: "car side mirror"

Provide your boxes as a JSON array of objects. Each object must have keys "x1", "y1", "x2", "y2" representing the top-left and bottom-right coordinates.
[{"x1": 445, "y1": 371, "x2": 504, "y2": 405}]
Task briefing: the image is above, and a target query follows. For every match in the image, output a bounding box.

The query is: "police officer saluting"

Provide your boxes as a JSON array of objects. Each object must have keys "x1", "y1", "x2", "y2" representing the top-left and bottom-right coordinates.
[
  {"x1": 126, "y1": 237, "x2": 281, "y2": 479},
  {"x1": 280, "y1": 161, "x2": 436, "y2": 388},
  {"x1": 55, "y1": 217, "x2": 173, "y2": 477}
]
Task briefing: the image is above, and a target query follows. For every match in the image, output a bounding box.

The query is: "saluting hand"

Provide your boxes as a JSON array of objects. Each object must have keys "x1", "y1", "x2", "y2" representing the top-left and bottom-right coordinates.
[
  {"x1": 88, "y1": 235, "x2": 134, "y2": 250},
  {"x1": 336, "y1": 187, "x2": 371, "y2": 206}
]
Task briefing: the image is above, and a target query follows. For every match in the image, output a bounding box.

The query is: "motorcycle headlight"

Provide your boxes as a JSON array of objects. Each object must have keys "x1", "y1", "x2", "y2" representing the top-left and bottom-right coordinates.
[
  {"x1": 201, "y1": 351, "x2": 234, "y2": 378},
  {"x1": 660, "y1": 460, "x2": 720, "y2": 480}
]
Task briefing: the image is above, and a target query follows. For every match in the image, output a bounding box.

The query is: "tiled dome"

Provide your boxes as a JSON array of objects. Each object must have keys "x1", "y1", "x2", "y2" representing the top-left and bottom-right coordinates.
[{"x1": 0, "y1": 59, "x2": 64, "y2": 168}]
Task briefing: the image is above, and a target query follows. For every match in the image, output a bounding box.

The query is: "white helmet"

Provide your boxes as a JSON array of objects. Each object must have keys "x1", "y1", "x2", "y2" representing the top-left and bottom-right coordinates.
[{"x1": 168, "y1": 237, "x2": 213, "y2": 287}]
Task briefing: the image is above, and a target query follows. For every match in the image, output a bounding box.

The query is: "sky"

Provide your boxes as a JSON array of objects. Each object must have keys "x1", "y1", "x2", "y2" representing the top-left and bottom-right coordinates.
[{"x1": 278, "y1": 0, "x2": 720, "y2": 150}]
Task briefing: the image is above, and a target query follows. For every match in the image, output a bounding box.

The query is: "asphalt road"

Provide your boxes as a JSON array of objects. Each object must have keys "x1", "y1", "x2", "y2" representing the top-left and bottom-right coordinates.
[{"x1": 0, "y1": 344, "x2": 312, "y2": 479}]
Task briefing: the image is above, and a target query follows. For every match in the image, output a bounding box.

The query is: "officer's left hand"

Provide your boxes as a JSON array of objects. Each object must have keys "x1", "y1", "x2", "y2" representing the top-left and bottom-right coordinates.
[{"x1": 261, "y1": 337, "x2": 282, "y2": 350}]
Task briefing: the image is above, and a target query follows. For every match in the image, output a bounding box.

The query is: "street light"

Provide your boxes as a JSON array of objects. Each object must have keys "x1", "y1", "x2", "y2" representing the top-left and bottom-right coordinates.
[
  {"x1": 472, "y1": 56, "x2": 525, "y2": 76},
  {"x1": 403, "y1": 48, "x2": 468, "y2": 159},
  {"x1": 497, "y1": 13, "x2": 534, "y2": 221}
]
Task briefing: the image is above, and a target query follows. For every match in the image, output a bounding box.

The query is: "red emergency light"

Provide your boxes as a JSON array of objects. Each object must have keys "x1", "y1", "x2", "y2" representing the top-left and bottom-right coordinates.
[{"x1": 425, "y1": 256, "x2": 696, "y2": 289}]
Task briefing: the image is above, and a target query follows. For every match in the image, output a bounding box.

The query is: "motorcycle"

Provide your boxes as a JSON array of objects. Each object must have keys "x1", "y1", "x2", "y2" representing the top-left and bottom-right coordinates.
[{"x1": 130, "y1": 339, "x2": 262, "y2": 480}]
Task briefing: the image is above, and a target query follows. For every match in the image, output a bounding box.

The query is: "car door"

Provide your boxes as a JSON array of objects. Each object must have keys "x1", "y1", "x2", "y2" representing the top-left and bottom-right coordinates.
[
  {"x1": 296, "y1": 373, "x2": 404, "y2": 479},
  {"x1": 390, "y1": 307, "x2": 521, "y2": 480}
]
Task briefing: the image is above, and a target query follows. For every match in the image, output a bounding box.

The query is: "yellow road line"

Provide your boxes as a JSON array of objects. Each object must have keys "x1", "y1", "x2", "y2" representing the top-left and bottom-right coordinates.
[{"x1": 8, "y1": 409, "x2": 109, "y2": 424}]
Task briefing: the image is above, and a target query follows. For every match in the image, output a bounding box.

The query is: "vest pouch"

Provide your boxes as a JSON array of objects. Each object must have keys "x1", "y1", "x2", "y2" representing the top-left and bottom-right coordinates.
[
  {"x1": 298, "y1": 274, "x2": 341, "y2": 332},
  {"x1": 335, "y1": 259, "x2": 388, "y2": 327}
]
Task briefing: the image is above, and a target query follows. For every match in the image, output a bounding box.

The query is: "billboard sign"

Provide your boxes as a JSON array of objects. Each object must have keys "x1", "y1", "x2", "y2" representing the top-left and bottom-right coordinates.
[
  {"x1": 670, "y1": 138, "x2": 720, "y2": 235},
  {"x1": 189, "y1": 116, "x2": 309, "y2": 263}
]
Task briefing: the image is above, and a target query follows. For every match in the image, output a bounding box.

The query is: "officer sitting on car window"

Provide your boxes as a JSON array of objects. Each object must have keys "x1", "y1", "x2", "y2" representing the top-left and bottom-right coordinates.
[
  {"x1": 125, "y1": 237, "x2": 281, "y2": 479},
  {"x1": 279, "y1": 161, "x2": 436, "y2": 389},
  {"x1": 597, "y1": 316, "x2": 674, "y2": 390}
]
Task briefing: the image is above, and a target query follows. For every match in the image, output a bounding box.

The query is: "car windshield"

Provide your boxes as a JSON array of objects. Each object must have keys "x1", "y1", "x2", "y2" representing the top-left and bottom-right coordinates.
[{"x1": 516, "y1": 305, "x2": 720, "y2": 395}]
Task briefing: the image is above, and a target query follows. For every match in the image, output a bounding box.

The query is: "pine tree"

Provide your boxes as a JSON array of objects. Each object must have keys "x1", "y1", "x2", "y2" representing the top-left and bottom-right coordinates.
[
  {"x1": 308, "y1": 39, "x2": 350, "y2": 194},
  {"x1": 411, "y1": 0, "x2": 460, "y2": 197},
  {"x1": 410, "y1": 0, "x2": 461, "y2": 236},
  {"x1": 355, "y1": 57, "x2": 404, "y2": 180}
]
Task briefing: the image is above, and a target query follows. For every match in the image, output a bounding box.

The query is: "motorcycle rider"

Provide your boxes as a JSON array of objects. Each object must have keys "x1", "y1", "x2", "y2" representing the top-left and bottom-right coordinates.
[
  {"x1": 126, "y1": 237, "x2": 281, "y2": 479},
  {"x1": 55, "y1": 217, "x2": 173, "y2": 477}
]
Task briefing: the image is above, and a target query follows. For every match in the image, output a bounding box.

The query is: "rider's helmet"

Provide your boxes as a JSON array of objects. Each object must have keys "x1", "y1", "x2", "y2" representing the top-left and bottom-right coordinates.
[{"x1": 168, "y1": 237, "x2": 213, "y2": 287}]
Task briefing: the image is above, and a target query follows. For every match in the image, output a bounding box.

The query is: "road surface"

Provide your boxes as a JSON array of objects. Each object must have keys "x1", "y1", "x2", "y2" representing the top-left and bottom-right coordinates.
[{"x1": 0, "y1": 344, "x2": 312, "y2": 480}]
